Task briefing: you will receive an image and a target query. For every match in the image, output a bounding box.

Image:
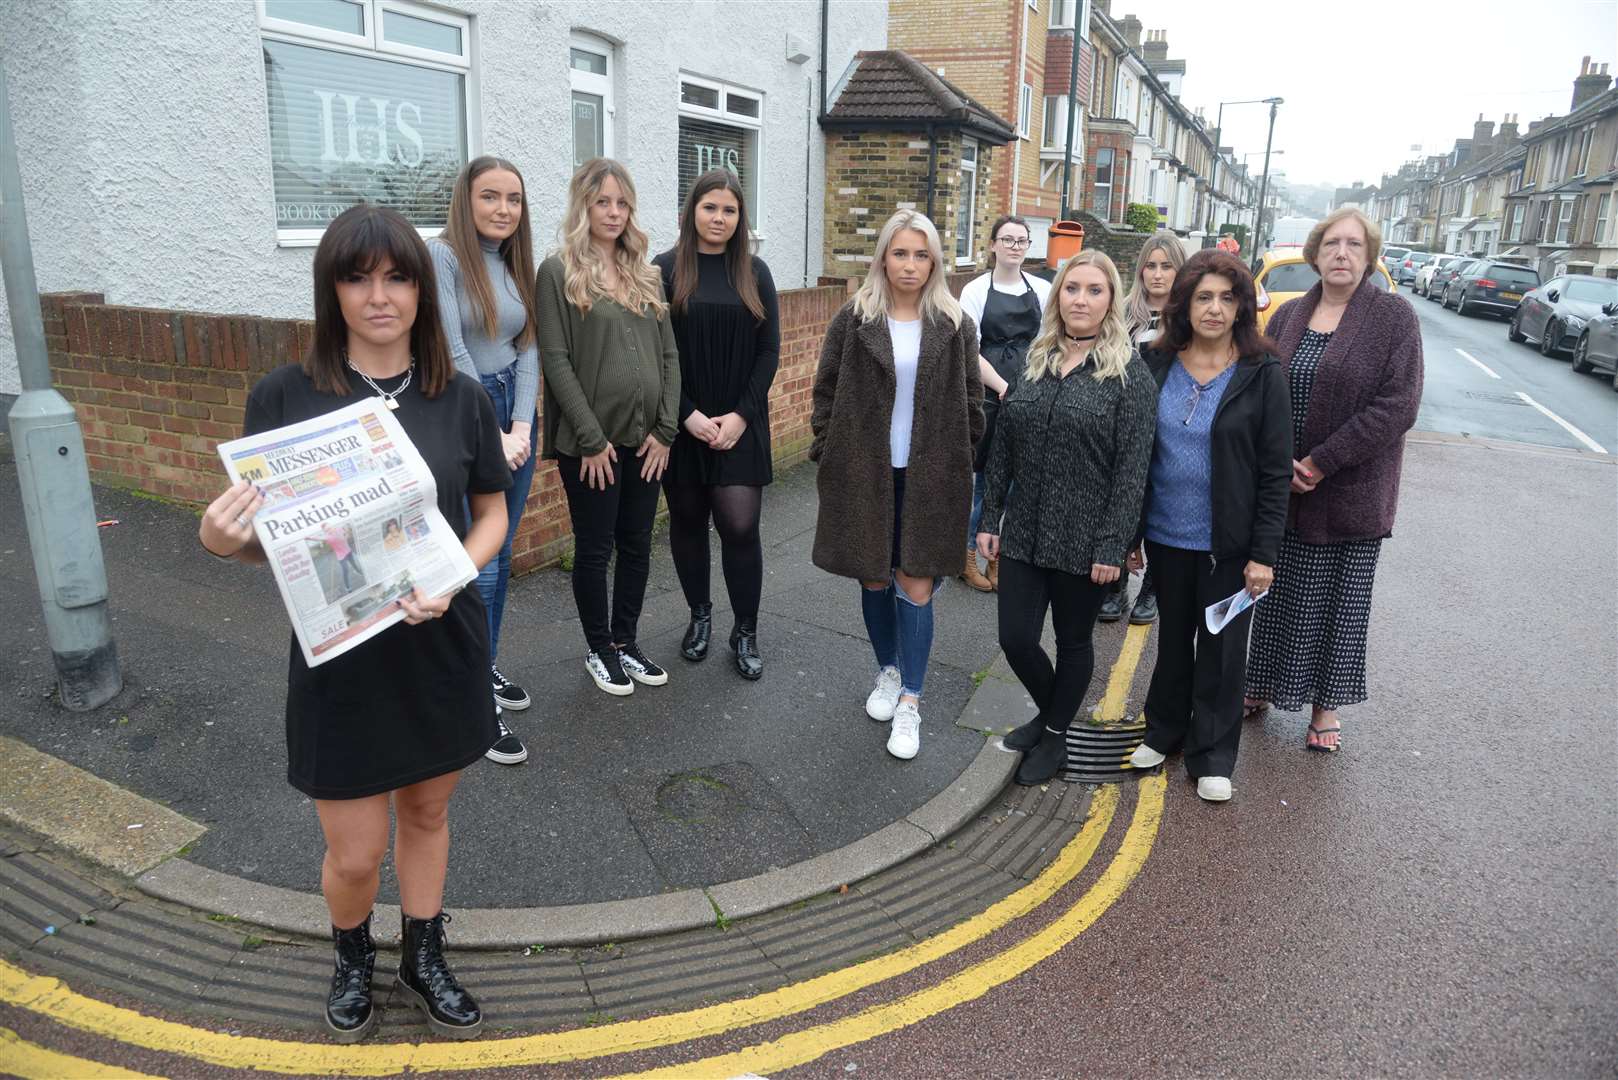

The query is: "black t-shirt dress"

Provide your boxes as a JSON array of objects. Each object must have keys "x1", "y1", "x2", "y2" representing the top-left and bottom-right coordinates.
[{"x1": 244, "y1": 364, "x2": 511, "y2": 800}]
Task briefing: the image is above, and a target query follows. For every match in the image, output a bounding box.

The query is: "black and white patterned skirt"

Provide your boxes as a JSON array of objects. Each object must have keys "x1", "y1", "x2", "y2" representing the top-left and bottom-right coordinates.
[{"x1": 1245, "y1": 531, "x2": 1382, "y2": 711}]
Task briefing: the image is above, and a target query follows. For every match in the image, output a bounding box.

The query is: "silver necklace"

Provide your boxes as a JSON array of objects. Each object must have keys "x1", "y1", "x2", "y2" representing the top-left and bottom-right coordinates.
[{"x1": 345, "y1": 352, "x2": 414, "y2": 411}]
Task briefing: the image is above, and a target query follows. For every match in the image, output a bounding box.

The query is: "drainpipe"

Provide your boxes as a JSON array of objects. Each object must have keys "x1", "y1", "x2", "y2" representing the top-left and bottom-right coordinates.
[
  {"x1": 803, "y1": 74, "x2": 813, "y2": 287},
  {"x1": 926, "y1": 123, "x2": 938, "y2": 222},
  {"x1": 818, "y1": 0, "x2": 828, "y2": 119}
]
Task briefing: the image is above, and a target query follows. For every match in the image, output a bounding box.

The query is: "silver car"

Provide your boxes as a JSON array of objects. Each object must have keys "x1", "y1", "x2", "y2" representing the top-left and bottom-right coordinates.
[
  {"x1": 1415, "y1": 255, "x2": 1462, "y2": 297},
  {"x1": 1571, "y1": 300, "x2": 1618, "y2": 390}
]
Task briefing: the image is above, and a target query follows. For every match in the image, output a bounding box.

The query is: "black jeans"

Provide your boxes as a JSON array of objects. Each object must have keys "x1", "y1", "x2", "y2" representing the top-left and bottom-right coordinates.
[
  {"x1": 665, "y1": 483, "x2": 764, "y2": 622},
  {"x1": 557, "y1": 450, "x2": 663, "y2": 652},
  {"x1": 1142, "y1": 542, "x2": 1252, "y2": 779},
  {"x1": 996, "y1": 557, "x2": 1110, "y2": 733}
]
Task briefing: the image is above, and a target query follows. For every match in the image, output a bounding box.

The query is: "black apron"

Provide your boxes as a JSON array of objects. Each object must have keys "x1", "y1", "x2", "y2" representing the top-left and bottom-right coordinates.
[{"x1": 975, "y1": 273, "x2": 1044, "y2": 472}]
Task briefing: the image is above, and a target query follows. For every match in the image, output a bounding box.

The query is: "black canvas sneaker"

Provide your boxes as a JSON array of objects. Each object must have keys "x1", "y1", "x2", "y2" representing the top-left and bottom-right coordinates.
[
  {"x1": 617, "y1": 643, "x2": 668, "y2": 686},
  {"x1": 586, "y1": 648, "x2": 635, "y2": 696},
  {"x1": 484, "y1": 709, "x2": 528, "y2": 765},
  {"x1": 490, "y1": 665, "x2": 531, "y2": 711}
]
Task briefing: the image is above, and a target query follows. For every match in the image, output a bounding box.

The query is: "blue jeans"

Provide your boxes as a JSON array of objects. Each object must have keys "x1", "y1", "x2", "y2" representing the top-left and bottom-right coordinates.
[
  {"x1": 966, "y1": 471, "x2": 985, "y2": 552},
  {"x1": 475, "y1": 364, "x2": 537, "y2": 661},
  {"x1": 861, "y1": 582, "x2": 935, "y2": 698}
]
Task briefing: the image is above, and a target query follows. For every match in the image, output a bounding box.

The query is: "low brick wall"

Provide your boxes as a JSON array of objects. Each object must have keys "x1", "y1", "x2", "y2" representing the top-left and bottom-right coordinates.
[{"x1": 41, "y1": 283, "x2": 850, "y2": 575}]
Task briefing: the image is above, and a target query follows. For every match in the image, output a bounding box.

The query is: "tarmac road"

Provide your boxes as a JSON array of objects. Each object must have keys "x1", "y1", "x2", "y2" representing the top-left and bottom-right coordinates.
[{"x1": 1409, "y1": 283, "x2": 1616, "y2": 452}]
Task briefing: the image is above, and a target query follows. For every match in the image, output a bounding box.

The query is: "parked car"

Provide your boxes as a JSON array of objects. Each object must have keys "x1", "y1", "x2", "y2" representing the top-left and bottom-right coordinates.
[
  {"x1": 1254, "y1": 251, "x2": 1396, "y2": 333},
  {"x1": 1393, "y1": 250, "x2": 1436, "y2": 286},
  {"x1": 1570, "y1": 301, "x2": 1618, "y2": 389},
  {"x1": 1428, "y1": 257, "x2": 1479, "y2": 303},
  {"x1": 1443, "y1": 260, "x2": 1540, "y2": 317},
  {"x1": 1381, "y1": 246, "x2": 1412, "y2": 276},
  {"x1": 1413, "y1": 254, "x2": 1461, "y2": 296},
  {"x1": 1508, "y1": 274, "x2": 1618, "y2": 358}
]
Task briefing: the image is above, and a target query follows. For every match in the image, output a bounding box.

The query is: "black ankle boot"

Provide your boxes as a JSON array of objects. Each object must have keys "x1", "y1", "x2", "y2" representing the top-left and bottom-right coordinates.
[
  {"x1": 1015, "y1": 727, "x2": 1069, "y2": 786},
  {"x1": 729, "y1": 619, "x2": 763, "y2": 680},
  {"x1": 326, "y1": 913, "x2": 377, "y2": 1043},
  {"x1": 681, "y1": 604, "x2": 712, "y2": 662},
  {"x1": 396, "y1": 912, "x2": 482, "y2": 1039},
  {"x1": 1003, "y1": 716, "x2": 1044, "y2": 752}
]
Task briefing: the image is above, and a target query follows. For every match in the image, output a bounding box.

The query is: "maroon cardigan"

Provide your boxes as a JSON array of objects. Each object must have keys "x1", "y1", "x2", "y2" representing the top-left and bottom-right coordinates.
[{"x1": 1268, "y1": 276, "x2": 1424, "y2": 543}]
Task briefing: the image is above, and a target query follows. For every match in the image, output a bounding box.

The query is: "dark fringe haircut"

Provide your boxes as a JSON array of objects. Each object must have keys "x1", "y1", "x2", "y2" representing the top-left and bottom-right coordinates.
[
  {"x1": 306, "y1": 204, "x2": 453, "y2": 398},
  {"x1": 440, "y1": 156, "x2": 538, "y2": 349},
  {"x1": 1156, "y1": 249, "x2": 1278, "y2": 359},
  {"x1": 984, "y1": 214, "x2": 1030, "y2": 269},
  {"x1": 671, "y1": 170, "x2": 766, "y2": 321}
]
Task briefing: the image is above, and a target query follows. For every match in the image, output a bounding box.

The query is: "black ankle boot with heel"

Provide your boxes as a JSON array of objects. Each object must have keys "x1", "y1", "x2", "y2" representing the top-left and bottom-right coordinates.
[
  {"x1": 326, "y1": 913, "x2": 378, "y2": 1043},
  {"x1": 681, "y1": 604, "x2": 712, "y2": 662},
  {"x1": 396, "y1": 912, "x2": 482, "y2": 1039},
  {"x1": 730, "y1": 618, "x2": 763, "y2": 680}
]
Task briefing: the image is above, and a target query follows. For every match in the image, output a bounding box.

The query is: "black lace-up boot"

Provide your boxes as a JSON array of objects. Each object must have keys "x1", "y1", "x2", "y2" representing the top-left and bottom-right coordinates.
[
  {"x1": 325, "y1": 913, "x2": 378, "y2": 1043},
  {"x1": 396, "y1": 912, "x2": 482, "y2": 1039},
  {"x1": 681, "y1": 603, "x2": 713, "y2": 661},
  {"x1": 729, "y1": 618, "x2": 763, "y2": 680}
]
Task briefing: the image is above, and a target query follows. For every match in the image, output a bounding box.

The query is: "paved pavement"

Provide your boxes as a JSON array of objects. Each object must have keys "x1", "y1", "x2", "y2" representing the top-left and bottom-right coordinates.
[{"x1": 1409, "y1": 284, "x2": 1616, "y2": 452}]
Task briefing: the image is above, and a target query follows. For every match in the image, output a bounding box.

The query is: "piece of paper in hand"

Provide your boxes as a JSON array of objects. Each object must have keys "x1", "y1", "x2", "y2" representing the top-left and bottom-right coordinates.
[{"x1": 1205, "y1": 587, "x2": 1267, "y2": 635}]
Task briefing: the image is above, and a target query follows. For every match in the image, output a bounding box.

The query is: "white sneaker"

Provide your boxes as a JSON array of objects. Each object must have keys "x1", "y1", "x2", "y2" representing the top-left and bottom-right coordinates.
[
  {"x1": 1197, "y1": 776, "x2": 1232, "y2": 802},
  {"x1": 864, "y1": 666, "x2": 903, "y2": 722},
  {"x1": 887, "y1": 700, "x2": 921, "y2": 760},
  {"x1": 1129, "y1": 743, "x2": 1166, "y2": 769}
]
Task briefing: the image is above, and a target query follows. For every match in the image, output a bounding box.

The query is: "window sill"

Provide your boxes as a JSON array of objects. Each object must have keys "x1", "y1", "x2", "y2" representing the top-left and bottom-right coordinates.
[{"x1": 277, "y1": 226, "x2": 443, "y2": 248}]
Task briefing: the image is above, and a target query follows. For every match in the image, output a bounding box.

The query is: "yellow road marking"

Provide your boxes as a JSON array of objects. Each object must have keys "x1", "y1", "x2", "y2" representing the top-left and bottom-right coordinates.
[
  {"x1": 0, "y1": 631, "x2": 1157, "y2": 1073},
  {"x1": 0, "y1": 1026, "x2": 162, "y2": 1079},
  {"x1": 0, "y1": 793, "x2": 1117, "y2": 1074},
  {"x1": 1093, "y1": 622, "x2": 1151, "y2": 723},
  {"x1": 610, "y1": 773, "x2": 1166, "y2": 1080}
]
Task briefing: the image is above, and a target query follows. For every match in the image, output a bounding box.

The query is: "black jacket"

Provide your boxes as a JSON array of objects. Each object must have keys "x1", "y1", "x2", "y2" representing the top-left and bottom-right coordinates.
[
  {"x1": 981, "y1": 353, "x2": 1158, "y2": 575},
  {"x1": 1139, "y1": 349, "x2": 1294, "y2": 566}
]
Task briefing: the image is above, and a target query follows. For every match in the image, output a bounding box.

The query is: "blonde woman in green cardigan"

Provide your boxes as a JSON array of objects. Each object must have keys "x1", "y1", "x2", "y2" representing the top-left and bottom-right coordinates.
[{"x1": 537, "y1": 158, "x2": 681, "y2": 696}]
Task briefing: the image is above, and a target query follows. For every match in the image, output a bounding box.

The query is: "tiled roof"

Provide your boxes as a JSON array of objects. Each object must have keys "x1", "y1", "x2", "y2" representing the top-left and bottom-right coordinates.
[{"x1": 823, "y1": 50, "x2": 1015, "y2": 143}]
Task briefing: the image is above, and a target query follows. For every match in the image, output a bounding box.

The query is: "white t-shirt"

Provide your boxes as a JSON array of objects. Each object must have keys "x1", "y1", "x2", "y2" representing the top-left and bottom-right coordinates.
[
  {"x1": 958, "y1": 271, "x2": 1052, "y2": 337},
  {"x1": 887, "y1": 317, "x2": 922, "y2": 468}
]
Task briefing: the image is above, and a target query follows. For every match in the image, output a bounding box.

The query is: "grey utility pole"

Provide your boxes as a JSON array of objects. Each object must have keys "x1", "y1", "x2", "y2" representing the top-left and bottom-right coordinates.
[
  {"x1": 1253, "y1": 99, "x2": 1281, "y2": 268},
  {"x1": 1, "y1": 61, "x2": 122, "y2": 710}
]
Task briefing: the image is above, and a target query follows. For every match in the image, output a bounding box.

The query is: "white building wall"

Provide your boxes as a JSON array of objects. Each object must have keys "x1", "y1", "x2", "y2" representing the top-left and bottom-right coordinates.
[{"x1": 0, "y1": 0, "x2": 883, "y2": 395}]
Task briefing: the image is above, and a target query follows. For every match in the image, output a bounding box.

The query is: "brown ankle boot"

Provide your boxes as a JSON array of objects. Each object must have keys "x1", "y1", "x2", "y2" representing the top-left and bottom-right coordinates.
[
  {"x1": 986, "y1": 554, "x2": 1000, "y2": 591},
  {"x1": 960, "y1": 551, "x2": 993, "y2": 592}
]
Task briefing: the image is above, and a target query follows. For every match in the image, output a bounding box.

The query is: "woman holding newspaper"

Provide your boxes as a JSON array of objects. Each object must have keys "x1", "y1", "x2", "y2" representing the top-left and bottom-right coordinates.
[
  {"x1": 198, "y1": 205, "x2": 510, "y2": 1042},
  {"x1": 1126, "y1": 249, "x2": 1293, "y2": 803}
]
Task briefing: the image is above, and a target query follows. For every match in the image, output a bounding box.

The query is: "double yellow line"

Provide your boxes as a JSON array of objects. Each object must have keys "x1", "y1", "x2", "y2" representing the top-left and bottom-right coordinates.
[{"x1": 0, "y1": 626, "x2": 1162, "y2": 1076}]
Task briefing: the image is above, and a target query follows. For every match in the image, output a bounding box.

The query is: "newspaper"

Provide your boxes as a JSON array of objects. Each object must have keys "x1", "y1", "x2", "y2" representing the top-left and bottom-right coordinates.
[
  {"x1": 1205, "y1": 587, "x2": 1268, "y2": 635},
  {"x1": 217, "y1": 398, "x2": 478, "y2": 667}
]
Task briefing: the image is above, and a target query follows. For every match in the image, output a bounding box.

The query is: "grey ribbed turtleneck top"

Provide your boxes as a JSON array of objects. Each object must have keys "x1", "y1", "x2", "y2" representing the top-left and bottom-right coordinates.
[{"x1": 429, "y1": 235, "x2": 539, "y2": 424}]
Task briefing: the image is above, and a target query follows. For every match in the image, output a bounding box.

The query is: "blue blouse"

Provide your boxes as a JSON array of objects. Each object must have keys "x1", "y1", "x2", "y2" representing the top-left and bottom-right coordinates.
[{"x1": 1145, "y1": 361, "x2": 1236, "y2": 551}]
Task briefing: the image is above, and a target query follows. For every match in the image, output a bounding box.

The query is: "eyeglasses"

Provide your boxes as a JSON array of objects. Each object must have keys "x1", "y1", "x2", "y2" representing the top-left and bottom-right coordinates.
[
  {"x1": 1183, "y1": 382, "x2": 1210, "y2": 426},
  {"x1": 998, "y1": 238, "x2": 1032, "y2": 249}
]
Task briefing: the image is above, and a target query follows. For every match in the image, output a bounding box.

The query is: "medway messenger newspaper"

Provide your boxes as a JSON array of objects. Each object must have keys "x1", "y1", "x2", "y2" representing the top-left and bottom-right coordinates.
[{"x1": 216, "y1": 399, "x2": 477, "y2": 667}]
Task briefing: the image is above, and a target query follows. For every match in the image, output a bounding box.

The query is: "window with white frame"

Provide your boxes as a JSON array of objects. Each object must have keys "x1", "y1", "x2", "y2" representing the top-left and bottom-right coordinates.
[
  {"x1": 1554, "y1": 198, "x2": 1575, "y2": 243},
  {"x1": 956, "y1": 138, "x2": 979, "y2": 264},
  {"x1": 677, "y1": 75, "x2": 763, "y2": 229},
  {"x1": 570, "y1": 33, "x2": 614, "y2": 169},
  {"x1": 1042, "y1": 95, "x2": 1072, "y2": 150},
  {"x1": 1018, "y1": 83, "x2": 1033, "y2": 139},
  {"x1": 257, "y1": 0, "x2": 471, "y2": 242},
  {"x1": 1577, "y1": 125, "x2": 1594, "y2": 175},
  {"x1": 1092, "y1": 147, "x2": 1114, "y2": 218},
  {"x1": 1592, "y1": 193, "x2": 1609, "y2": 243}
]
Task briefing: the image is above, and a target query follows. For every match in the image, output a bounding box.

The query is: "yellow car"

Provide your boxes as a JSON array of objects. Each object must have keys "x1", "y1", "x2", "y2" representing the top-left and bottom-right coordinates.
[{"x1": 1254, "y1": 251, "x2": 1395, "y2": 333}]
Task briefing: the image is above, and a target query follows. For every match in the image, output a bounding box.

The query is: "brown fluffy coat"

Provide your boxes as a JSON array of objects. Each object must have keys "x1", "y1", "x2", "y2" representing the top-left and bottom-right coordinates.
[{"x1": 809, "y1": 302, "x2": 984, "y2": 581}]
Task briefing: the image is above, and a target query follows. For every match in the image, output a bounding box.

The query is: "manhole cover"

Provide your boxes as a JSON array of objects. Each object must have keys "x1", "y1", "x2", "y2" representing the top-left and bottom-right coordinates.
[{"x1": 655, "y1": 772, "x2": 733, "y2": 823}]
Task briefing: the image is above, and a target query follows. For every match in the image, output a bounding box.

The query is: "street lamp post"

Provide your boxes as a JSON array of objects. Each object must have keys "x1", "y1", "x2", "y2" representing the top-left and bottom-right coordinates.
[
  {"x1": 1205, "y1": 96, "x2": 1283, "y2": 238},
  {"x1": 1252, "y1": 98, "x2": 1282, "y2": 266}
]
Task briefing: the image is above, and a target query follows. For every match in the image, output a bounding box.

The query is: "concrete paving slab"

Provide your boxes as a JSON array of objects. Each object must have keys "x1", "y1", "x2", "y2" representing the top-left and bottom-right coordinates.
[
  {"x1": 958, "y1": 670, "x2": 1037, "y2": 734},
  {"x1": 705, "y1": 818, "x2": 933, "y2": 921},
  {"x1": 0, "y1": 735, "x2": 204, "y2": 877}
]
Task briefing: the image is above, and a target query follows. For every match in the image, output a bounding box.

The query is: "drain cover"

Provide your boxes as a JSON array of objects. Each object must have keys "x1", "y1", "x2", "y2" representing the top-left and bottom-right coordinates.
[{"x1": 655, "y1": 772, "x2": 733, "y2": 823}]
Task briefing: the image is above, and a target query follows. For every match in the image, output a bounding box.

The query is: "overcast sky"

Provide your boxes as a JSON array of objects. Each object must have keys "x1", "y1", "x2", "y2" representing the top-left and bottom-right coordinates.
[{"x1": 1118, "y1": 0, "x2": 1618, "y2": 191}]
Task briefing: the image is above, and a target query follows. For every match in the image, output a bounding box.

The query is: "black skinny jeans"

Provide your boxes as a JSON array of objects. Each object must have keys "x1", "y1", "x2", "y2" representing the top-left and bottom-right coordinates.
[
  {"x1": 996, "y1": 557, "x2": 1110, "y2": 733},
  {"x1": 664, "y1": 483, "x2": 764, "y2": 622},
  {"x1": 557, "y1": 450, "x2": 663, "y2": 652},
  {"x1": 1141, "y1": 542, "x2": 1252, "y2": 779}
]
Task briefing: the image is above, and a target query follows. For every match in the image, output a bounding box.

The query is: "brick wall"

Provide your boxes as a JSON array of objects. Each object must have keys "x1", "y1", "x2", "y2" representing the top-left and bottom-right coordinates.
[
  {"x1": 39, "y1": 284, "x2": 849, "y2": 576},
  {"x1": 824, "y1": 130, "x2": 991, "y2": 277}
]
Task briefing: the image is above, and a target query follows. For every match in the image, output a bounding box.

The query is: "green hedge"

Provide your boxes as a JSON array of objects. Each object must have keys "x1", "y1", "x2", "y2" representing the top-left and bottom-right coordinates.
[{"x1": 1125, "y1": 203, "x2": 1159, "y2": 233}]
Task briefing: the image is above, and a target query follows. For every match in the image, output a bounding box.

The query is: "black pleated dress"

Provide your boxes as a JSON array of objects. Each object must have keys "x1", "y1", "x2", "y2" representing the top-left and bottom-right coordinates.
[
  {"x1": 653, "y1": 251, "x2": 780, "y2": 487},
  {"x1": 244, "y1": 364, "x2": 511, "y2": 800}
]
